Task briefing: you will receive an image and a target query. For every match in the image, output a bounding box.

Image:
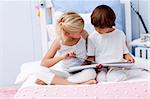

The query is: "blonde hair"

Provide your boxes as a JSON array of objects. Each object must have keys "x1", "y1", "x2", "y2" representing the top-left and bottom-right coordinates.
[{"x1": 56, "y1": 12, "x2": 84, "y2": 37}]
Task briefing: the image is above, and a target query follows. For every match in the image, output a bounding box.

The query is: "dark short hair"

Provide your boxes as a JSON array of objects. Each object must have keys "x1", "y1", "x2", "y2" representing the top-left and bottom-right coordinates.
[{"x1": 91, "y1": 5, "x2": 116, "y2": 28}]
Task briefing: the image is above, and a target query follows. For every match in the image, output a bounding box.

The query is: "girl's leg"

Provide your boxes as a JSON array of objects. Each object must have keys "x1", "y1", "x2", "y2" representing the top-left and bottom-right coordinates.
[
  {"x1": 34, "y1": 68, "x2": 96, "y2": 85},
  {"x1": 51, "y1": 75, "x2": 96, "y2": 85},
  {"x1": 67, "y1": 69, "x2": 96, "y2": 83},
  {"x1": 36, "y1": 75, "x2": 96, "y2": 85}
]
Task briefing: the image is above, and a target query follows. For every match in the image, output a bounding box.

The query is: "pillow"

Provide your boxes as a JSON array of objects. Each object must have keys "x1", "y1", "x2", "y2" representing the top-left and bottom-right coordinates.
[
  {"x1": 15, "y1": 61, "x2": 41, "y2": 84},
  {"x1": 15, "y1": 61, "x2": 65, "y2": 84},
  {"x1": 51, "y1": 0, "x2": 124, "y2": 31},
  {"x1": 47, "y1": 24, "x2": 56, "y2": 47}
]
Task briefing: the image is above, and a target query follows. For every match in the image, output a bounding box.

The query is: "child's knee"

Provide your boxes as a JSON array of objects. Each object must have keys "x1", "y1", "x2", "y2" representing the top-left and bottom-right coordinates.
[
  {"x1": 34, "y1": 71, "x2": 55, "y2": 85},
  {"x1": 82, "y1": 69, "x2": 96, "y2": 79},
  {"x1": 96, "y1": 71, "x2": 107, "y2": 82},
  {"x1": 107, "y1": 70, "x2": 127, "y2": 82}
]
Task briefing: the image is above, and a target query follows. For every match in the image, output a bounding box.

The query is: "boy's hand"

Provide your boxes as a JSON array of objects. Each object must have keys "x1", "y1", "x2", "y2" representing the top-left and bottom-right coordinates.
[
  {"x1": 81, "y1": 60, "x2": 92, "y2": 65},
  {"x1": 123, "y1": 54, "x2": 135, "y2": 63},
  {"x1": 81, "y1": 56, "x2": 95, "y2": 66},
  {"x1": 61, "y1": 51, "x2": 76, "y2": 59}
]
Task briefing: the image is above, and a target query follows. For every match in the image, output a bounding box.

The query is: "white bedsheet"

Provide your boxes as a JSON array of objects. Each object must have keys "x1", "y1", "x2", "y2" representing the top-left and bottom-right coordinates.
[{"x1": 15, "y1": 57, "x2": 150, "y2": 88}]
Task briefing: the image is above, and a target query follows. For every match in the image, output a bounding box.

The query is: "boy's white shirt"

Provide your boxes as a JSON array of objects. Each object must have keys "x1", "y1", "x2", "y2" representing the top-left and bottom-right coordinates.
[{"x1": 87, "y1": 28, "x2": 129, "y2": 63}]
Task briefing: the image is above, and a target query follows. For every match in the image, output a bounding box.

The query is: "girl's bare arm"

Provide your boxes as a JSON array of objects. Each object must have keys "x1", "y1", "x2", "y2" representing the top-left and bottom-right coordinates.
[{"x1": 40, "y1": 37, "x2": 63, "y2": 68}]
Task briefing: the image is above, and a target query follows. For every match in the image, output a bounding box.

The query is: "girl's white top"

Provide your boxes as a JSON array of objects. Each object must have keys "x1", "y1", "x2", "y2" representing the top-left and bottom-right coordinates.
[
  {"x1": 58, "y1": 37, "x2": 86, "y2": 70},
  {"x1": 87, "y1": 28, "x2": 129, "y2": 63}
]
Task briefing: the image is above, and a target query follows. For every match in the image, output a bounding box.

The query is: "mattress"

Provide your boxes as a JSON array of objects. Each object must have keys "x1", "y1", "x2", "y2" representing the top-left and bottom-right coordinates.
[
  {"x1": 0, "y1": 85, "x2": 19, "y2": 99},
  {"x1": 14, "y1": 80, "x2": 150, "y2": 99},
  {"x1": 14, "y1": 69, "x2": 150, "y2": 99},
  {"x1": 14, "y1": 57, "x2": 150, "y2": 99}
]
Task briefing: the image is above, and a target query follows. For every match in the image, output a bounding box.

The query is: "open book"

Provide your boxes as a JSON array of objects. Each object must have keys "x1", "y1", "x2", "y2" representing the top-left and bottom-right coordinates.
[{"x1": 66, "y1": 62, "x2": 135, "y2": 73}]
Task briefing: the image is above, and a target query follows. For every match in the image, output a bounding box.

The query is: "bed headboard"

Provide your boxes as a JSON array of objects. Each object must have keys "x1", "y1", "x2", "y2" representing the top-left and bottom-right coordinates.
[{"x1": 39, "y1": 0, "x2": 132, "y2": 55}]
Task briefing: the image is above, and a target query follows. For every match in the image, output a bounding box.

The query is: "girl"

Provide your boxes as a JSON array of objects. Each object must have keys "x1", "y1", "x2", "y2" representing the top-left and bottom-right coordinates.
[
  {"x1": 36, "y1": 12, "x2": 96, "y2": 85},
  {"x1": 87, "y1": 5, "x2": 135, "y2": 82}
]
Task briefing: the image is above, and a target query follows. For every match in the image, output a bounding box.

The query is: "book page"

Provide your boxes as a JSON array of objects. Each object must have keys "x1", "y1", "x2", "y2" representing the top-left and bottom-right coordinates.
[{"x1": 67, "y1": 62, "x2": 135, "y2": 72}]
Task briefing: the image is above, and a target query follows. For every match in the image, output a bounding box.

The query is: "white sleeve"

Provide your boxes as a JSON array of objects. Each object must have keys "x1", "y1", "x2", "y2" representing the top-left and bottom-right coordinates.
[
  {"x1": 87, "y1": 36, "x2": 95, "y2": 56},
  {"x1": 122, "y1": 33, "x2": 129, "y2": 54}
]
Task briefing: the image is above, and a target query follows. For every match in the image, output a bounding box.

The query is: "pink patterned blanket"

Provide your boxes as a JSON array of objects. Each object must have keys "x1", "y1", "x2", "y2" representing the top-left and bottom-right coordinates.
[
  {"x1": 0, "y1": 86, "x2": 18, "y2": 99},
  {"x1": 14, "y1": 81, "x2": 150, "y2": 99}
]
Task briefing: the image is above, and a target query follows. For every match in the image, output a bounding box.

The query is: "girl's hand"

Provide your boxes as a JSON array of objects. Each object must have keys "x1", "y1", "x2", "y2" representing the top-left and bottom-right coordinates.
[
  {"x1": 61, "y1": 51, "x2": 76, "y2": 59},
  {"x1": 123, "y1": 54, "x2": 135, "y2": 63}
]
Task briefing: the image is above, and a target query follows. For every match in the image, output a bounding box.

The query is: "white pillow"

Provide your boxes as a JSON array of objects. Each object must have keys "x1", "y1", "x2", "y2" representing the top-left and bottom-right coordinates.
[
  {"x1": 15, "y1": 61, "x2": 64, "y2": 84},
  {"x1": 54, "y1": 11, "x2": 93, "y2": 25},
  {"x1": 15, "y1": 61, "x2": 41, "y2": 84},
  {"x1": 47, "y1": 24, "x2": 56, "y2": 48}
]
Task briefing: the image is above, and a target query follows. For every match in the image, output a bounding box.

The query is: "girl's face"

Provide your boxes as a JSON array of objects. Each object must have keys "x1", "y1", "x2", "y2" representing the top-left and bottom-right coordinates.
[
  {"x1": 68, "y1": 32, "x2": 81, "y2": 38},
  {"x1": 65, "y1": 30, "x2": 83, "y2": 39}
]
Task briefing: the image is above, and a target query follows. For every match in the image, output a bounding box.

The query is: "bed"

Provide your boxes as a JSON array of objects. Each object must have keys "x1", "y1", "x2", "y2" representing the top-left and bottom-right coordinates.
[
  {"x1": 14, "y1": 0, "x2": 150, "y2": 99},
  {"x1": 14, "y1": 57, "x2": 150, "y2": 99},
  {"x1": 0, "y1": 85, "x2": 19, "y2": 99}
]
